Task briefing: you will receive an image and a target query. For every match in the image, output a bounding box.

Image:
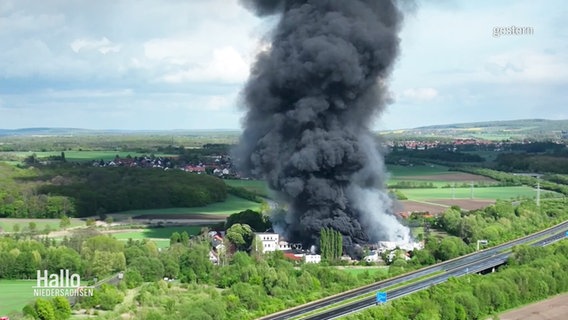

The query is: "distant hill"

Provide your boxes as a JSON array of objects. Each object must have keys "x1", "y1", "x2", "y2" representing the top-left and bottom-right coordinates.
[
  {"x1": 1, "y1": 119, "x2": 566, "y2": 141},
  {"x1": 0, "y1": 128, "x2": 240, "y2": 137},
  {"x1": 380, "y1": 119, "x2": 568, "y2": 141}
]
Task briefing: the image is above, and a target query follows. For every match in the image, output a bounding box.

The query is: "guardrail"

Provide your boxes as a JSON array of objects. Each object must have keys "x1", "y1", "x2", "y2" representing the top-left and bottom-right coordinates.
[
  {"x1": 304, "y1": 228, "x2": 568, "y2": 320},
  {"x1": 258, "y1": 220, "x2": 568, "y2": 320}
]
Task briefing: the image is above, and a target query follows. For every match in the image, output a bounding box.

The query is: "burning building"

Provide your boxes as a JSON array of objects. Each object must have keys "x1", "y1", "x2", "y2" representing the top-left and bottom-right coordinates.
[{"x1": 236, "y1": 0, "x2": 412, "y2": 253}]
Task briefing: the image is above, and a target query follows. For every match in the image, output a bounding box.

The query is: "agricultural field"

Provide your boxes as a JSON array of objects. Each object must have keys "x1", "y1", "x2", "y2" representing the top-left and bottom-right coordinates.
[
  {"x1": 0, "y1": 218, "x2": 83, "y2": 233},
  {"x1": 386, "y1": 164, "x2": 451, "y2": 177},
  {"x1": 401, "y1": 185, "x2": 556, "y2": 201},
  {"x1": 387, "y1": 164, "x2": 563, "y2": 214},
  {"x1": 0, "y1": 150, "x2": 176, "y2": 162},
  {"x1": 387, "y1": 164, "x2": 497, "y2": 187},
  {"x1": 111, "y1": 226, "x2": 204, "y2": 248},
  {"x1": 499, "y1": 293, "x2": 568, "y2": 320},
  {"x1": 224, "y1": 179, "x2": 270, "y2": 197},
  {"x1": 0, "y1": 280, "x2": 36, "y2": 316},
  {"x1": 109, "y1": 194, "x2": 261, "y2": 220}
]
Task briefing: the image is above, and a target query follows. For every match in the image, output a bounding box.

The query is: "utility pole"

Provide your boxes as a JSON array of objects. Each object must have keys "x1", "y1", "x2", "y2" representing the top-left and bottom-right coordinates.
[
  {"x1": 470, "y1": 181, "x2": 474, "y2": 199},
  {"x1": 452, "y1": 183, "x2": 455, "y2": 200},
  {"x1": 536, "y1": 181, "x2": 541, "y2": 207}
]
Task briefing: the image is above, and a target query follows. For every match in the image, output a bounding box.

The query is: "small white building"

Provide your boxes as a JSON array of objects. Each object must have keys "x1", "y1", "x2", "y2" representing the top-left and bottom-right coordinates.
[
  {"x1": 255, "y1": 232, "x2": 280, "y2": 253},
  {"x1": 364, "y1": 251, "x2": 381, "y2": 263},
  {"x1": 278, "y1": 241, "x2": 291, "y2": 251},
  {"x1": 377, "y1": 241, "x2": 423, "y2": 254},
  {"x1": 304, "y1": 254, "x2": 321, "y2": 264}
]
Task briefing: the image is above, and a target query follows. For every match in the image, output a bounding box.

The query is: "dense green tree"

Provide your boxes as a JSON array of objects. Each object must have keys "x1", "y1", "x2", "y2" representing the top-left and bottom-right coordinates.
[
  {"x1": 170, "y1": 232, "x2": 181, "y2": 245},
  {"x1": 320, "y1": 228, "x2": 343, "y2": 263},
  {"x1": 179, "y1": 243, "x2": 212, "y2": 283},
  {"x1": 124, "y1": 268, "x2": 144, "y2": 288},
  {"x1": 51, "y1": 296, "x2": 71, "y2": 319},
  {"x1": 34, "y1": 298, "x2": 56, "y2": 320},
  {"x1": 129, "y1": 256, "x2": 165, "y2": 281},
  {"x1": 180, "y1": 231, "x2": 190, "y2": 246},
  {"x1": 226, "y1": 223, "x2": 253, "y2": 251},
  {"x1": 225, "y1": 209, "x2": 271, "y2": 232}
]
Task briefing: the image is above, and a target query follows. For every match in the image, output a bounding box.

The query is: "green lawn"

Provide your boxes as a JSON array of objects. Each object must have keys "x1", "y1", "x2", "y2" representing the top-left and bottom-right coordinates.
[
  {"x1": 112, "y1": 226, "x2": 204, "y2": 248},
  {"x1": 224, "y1": 179, "x2": 270, "y2": 197},
  {"x1": 112, "y1": 226, "x2": 203, "y2": 240},
  {"x1": 110, "y1": 195, "x2": 261, "y2": 218},
  {"x1": 0, "y1": 280, "x2": 36, "y2": 316},
  {"x1": 402, "y1": 186, "x2": 559, "y2": 201},
  {"x1": 0, "y1": 218, "x2": 83, "y2": 233}
]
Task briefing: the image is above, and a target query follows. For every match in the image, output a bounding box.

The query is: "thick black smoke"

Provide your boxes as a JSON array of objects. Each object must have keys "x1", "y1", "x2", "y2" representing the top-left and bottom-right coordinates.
[{"x1": 236, "y1": 0, "x2": 410, "y2": 250}]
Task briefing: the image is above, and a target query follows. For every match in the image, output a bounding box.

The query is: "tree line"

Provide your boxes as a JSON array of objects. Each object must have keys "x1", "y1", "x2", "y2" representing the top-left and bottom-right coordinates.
[
  {"x1": 456, "y1": 166, "x2": 568, "y2": 196},
  {"x1": 0, "y1": 165, "x2": 229, "y2": 218}
]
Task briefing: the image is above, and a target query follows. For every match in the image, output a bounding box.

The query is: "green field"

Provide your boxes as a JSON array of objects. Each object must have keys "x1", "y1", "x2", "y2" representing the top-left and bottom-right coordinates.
[
  {"x1": 0, "y1": 218, "x2": 83, "y2": 233},
  {"x1": 225, "y1": 179, "x2": 270, "y2": 197},
  {"x1": 401, "y1": 186, "x2": 558, "y2": 201},
  {"x1": 386, "y1": 164, "x2": 450, "y2": 177},
  {"x1": 0, "y1": 150, "x2": 176, "y2": 162},
  {"x1": 110, "y1": 194, "x2": 261, "y2": 218},
  {"x1": 112, "y1": 226, "x2": 204, "y2": 248},
  {"x1": 0, "y1": 280, "x2": 36, "y2": 315}
]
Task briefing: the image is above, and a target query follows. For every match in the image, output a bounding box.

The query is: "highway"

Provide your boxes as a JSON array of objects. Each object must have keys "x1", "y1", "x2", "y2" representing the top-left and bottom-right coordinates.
[
  {"x1": 304, "y1": 227, "x2": 568, "y2": 320},
  {"x1": 258, "y1": 220, "x2": 568, "y2": 320}
]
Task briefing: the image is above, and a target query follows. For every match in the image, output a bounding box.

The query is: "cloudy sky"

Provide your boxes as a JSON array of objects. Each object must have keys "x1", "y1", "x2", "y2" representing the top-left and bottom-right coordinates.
[{"x1": 1, "y1": 0, "x2": 566, "y2": 130}]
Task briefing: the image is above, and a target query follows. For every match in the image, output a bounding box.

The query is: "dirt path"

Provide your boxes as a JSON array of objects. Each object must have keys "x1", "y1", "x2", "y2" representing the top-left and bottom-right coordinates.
[{"x1": 499, "y1": 293, "x2": 568, "y2": 320}]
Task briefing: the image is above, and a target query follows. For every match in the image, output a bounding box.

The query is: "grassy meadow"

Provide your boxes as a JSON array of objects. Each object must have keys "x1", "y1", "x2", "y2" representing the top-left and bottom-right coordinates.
[
  {"x1": 0, "y1": 280, "x2": 36, "y2": 316},
  {"x1": 109, "y1": 194, "x2": 261, "y2": 219},
  {"x1": 401, "y1": 186, "x2": 558, "y2": 201},
  {"x1": 225, "y1": 179, "x2": 270, "y2": 197},
  {"x1": 386, "y1": 164, "x2": 450, "y2": 177},
  {"x1": 0, "y1": 150, "x2": 176, "y2": 162},
  {"x1": 111, "y1": 226, "x2": 204, "y2": 248}
]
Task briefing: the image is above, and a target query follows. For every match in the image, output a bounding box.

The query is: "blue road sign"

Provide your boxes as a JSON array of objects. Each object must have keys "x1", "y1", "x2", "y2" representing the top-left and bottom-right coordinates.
[
  {"x1": 565, "y1": 231, "x2": 568, "y2": 237},
  {"x1": 376, "y1": 291, "x2": 387, "y2": 304}
]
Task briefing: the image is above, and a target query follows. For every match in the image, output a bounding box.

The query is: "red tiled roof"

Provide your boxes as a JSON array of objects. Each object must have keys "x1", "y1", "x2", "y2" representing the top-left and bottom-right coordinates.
[{"x1": 283, "y1": 253, "x2": 303, "y2": 261}]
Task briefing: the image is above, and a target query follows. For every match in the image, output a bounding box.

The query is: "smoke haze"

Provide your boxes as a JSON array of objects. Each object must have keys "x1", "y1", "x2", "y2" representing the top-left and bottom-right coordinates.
[{"x1": 237, "y1": 0, "x2": 411, "y2": 249}]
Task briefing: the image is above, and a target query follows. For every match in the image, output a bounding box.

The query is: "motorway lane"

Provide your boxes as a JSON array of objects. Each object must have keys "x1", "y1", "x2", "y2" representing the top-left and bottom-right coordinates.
[
  {"x1": 259, "y1": 221, "x2": 568, "y2": 320},
  {"x1": 305, "y1": 230, "x2": 568, "y2": 320}
]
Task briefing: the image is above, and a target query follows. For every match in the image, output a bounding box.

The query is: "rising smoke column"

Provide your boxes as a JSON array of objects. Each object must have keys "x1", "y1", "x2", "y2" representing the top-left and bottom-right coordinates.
[{"x1": 236, "y1": 0, "x2": 410, "y2": 249}]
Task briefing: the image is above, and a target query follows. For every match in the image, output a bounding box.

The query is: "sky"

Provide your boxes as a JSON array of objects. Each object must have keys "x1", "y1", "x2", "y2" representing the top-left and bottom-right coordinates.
[{"x1": 0, "y1": 0, "x2": 566, "y2": 131}]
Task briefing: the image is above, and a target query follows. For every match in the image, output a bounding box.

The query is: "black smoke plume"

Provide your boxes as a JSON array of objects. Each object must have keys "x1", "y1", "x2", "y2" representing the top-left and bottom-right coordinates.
[{"x1": 236, "y1": 0, "x2": 410, "y2": 250}]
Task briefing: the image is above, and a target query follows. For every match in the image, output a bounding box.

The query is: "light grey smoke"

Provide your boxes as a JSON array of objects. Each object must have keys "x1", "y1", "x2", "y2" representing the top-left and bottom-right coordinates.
[{"x1": 236, "y1": 0, "x2": 410, "y2": 251}]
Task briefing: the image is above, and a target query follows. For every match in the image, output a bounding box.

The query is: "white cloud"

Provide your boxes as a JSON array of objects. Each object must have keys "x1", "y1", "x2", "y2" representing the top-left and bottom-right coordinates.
[
  {"x1": 160, "y1": 46, "x2": 249, "y2": 84},
  {"x1": 42, "y1": 89, "x2": 133, "y2": 99},
  {"x1": 70, "y1": 37, "x2": 121, "y2": 54},
  {"x1": 481, "y1": 51, "x2": 568, "y2": 84},
  {"x1": 400, "y1": 88, "x2": 439, "y2": 102},
  {"x1": 1, "y1": 0, "x2": 566, "y2": 130},
  {"x1": 143, "y1": 38, "x2": 206, "y2": 65}
]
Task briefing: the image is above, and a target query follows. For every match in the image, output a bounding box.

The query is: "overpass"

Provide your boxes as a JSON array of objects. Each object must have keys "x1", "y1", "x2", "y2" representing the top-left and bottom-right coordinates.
[{"x1": 258, "y1": 220, "x2": 568, "y2": 320}]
